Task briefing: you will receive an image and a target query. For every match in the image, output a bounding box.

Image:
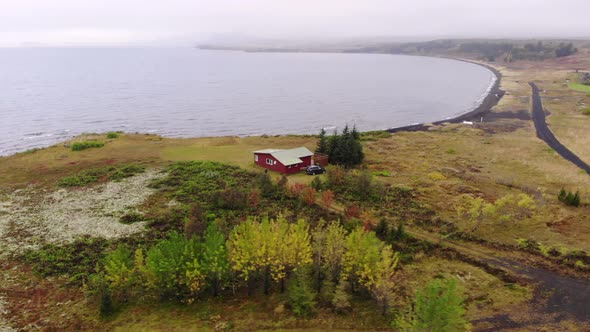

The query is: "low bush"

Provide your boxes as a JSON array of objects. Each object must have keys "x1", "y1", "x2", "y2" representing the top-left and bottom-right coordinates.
[
  {"x1": 106, "y1": 132, "x2": 120, "y2": 139},
  {"x1": 109, "y1": 164, "x2": 146, "y2": 182},
  {"x1": 22, "y1": 148, "x2": 41, "y2": 154},
  {"x1": 515, "y1": 238, "x2": 541, "y2": 252},
  {"x1": 372, "y1": 170, "x2": 391, "y2": 177},
  {"x1": 71, "y1": 141, "x2": 105, "y2": 151},
  {"x1": 428, "y1": 171, "x2": 446, "y2": 181},
  {"x1": 119, "y1": 211, "x2": 144, "y2": 224},
  {"x1": 581, "y1": 108, "x2": 590, "y2": 116},
  {"x1": 59, "y1": 164, "x2": 145, "y2": 187},
  {"x1": 22, "y1": 237, "x2": 109, "y2": 284}
]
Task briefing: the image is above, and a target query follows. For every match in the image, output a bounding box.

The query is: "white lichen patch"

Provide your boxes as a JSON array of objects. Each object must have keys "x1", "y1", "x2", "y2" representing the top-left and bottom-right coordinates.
[
  {"x1": 0, "y1": 169, "x2": 163, "y2": 258},
  {"x1": 0, "y1": 297, "x2": 15, "y2": 332}
]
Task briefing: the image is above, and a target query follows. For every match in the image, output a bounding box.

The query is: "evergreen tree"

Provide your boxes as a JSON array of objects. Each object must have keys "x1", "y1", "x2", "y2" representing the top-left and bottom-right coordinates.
[
  {"x1": 145, "y1": 232, "x2": 198, "y2": 298},
  {"x1": 202, "y1": 224, "x2": 230, "y2": 296},
  {"x1": 316, "y1": 128, "x2": 329, "y2": 154},
  {"x1": 103, "y1": 245, "x2": 134, "y2": 301},
  {"x1": 258, "y1": 172, "x2": 276, "y2": 198},
  {"x1": 324, "y1": 125, "x2": 364, "y2": 167},
  {"x1": 311, "y1": 176, "x2": 323, "y2": 191},
  {"x1": 351, "y1": 125, "x2": 360, "y2": 140},
  {"x1": 332, "y1": 276, "x2": 352, "y2": 314},
  {"x1": 375, "y1": 220, "x2": 389, "y2": 240},
  {"x1": 395, "y1": 278, "x2": 469, "y2": 332},
  {"x1": 287, "y1": 266, "x2": 317, "y2": 317}
]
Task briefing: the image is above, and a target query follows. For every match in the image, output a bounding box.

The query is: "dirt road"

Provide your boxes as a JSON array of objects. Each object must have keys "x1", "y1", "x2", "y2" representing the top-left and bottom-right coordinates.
[
  {"x1": 529, "y1": 82, "x2": 590, "y2": 174},
  {"x1": 407, "y1": 228, "x2": 590, "y2": 330}
]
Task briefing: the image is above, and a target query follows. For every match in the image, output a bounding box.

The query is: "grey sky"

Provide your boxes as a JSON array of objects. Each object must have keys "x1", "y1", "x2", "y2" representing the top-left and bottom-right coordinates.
[{"x1": 1, "y1": 0, "x2": 589, "y2": 46}]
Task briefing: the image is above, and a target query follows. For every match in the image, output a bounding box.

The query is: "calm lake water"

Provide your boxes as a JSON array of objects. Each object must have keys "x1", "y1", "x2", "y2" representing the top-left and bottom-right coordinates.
[{"x1": 0, "y1": 48, "x2": 495, "y2": 156}]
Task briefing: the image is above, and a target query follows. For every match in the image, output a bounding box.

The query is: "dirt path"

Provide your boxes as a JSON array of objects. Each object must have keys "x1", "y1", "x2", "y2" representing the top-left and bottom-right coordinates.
[
  {"x1": 529, "y1": 82, "x2": 590, "y2": 174},
  {"x1": 407, "y1": 228, "x2": 590, "y2": 330}
]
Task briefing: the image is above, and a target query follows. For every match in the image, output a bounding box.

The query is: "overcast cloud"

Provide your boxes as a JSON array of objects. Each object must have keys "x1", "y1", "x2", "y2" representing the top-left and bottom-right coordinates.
[{"x1": 1, "y1": 0, "x2": 589, "y2": 46}]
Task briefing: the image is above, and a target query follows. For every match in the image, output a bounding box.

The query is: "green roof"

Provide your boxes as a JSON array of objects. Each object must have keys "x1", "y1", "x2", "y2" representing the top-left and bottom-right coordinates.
[{"x1": 254, "y1": 147, "x2": 313, "y2": 166}]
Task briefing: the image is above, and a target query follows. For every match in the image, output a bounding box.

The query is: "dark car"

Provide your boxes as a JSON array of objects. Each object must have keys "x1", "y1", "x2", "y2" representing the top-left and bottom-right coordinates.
[{"x1": 306, "y1": 165, "x2": 326, "y2": 175}]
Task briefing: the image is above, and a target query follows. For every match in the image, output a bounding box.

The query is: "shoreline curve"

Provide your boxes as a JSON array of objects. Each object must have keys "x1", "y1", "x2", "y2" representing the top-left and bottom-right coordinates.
[{"x1": 386, "y1": 59, "x2": 503, "y2": 133}]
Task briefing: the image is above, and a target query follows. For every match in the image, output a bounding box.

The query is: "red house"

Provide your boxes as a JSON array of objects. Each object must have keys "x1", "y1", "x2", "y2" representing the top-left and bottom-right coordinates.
[{"x1": 253, "y1": 147, "x2": 314, "y2": 174}]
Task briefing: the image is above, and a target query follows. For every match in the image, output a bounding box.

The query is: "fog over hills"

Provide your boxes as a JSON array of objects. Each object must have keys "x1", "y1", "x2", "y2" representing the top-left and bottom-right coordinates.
[{"x1": 1, "y1": 0, "x2": 590, "y2": 47}]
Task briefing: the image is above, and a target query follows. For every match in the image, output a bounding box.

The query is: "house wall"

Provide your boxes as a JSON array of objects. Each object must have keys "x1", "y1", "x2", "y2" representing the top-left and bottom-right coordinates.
[{"x1": 254, "y1": 153, "x2": 287, "y2": 173}]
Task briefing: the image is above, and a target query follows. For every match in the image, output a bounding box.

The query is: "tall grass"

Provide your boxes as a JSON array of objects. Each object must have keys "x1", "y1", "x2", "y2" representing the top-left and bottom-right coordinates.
[{"x1": 71, "y1": 141, "x2": 105, "y2": 151}]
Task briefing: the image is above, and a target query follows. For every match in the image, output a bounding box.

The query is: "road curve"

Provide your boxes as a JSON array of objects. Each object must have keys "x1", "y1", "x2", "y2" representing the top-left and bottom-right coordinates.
[{"x1": 529, "y1": 82, "x2": 590, "y2": 174}]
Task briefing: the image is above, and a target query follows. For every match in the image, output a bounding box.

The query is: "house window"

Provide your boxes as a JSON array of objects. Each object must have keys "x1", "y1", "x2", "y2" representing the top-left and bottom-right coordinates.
[
  {"x1": 254, "y1": 155, "x2": 259, "y2": 162},
  {"x1": 266, "y1": 158, "x2": 273, "y2": 165}
]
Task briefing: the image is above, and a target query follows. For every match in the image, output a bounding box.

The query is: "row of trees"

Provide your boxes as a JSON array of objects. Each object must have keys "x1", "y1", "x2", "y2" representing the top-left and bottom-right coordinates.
[
  {"x1": 93, "y1": 218, "x2": 400, "y2": 317},
  {"x1": 455, "y1": 193, "x2": 537, "y2": 232},
  {"x1": 316, "y1": 125, "x2": 364, "y2": 167}
]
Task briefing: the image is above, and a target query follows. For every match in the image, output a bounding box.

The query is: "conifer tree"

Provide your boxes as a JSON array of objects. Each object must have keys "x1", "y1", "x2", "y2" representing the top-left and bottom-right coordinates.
[
  {"x1": 395, "y1": 278, "x2": 469, "y2": 332},
  {"x1": 316, "y1": 128, "x2": 329, "y2": 154},
  {"x1": 332, "y1": 276, "x2": 352, "y2": 313},
  {"x1": 202, "y1": 224, "x2": 229, "y2": 296},
  {"x1": 103, "y1": 245, "x2": 134, "y2": 301},
  {"x1": 287, "y1": 265, "x2": 316, "y2": 317}
]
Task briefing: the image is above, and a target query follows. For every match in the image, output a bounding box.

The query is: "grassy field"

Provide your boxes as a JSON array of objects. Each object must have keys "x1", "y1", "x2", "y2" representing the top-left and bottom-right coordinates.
[
  {"x1": 569, "y1": 83, "x2": 590, "y2": 93},
  {"x1": 2, "y1": 51, "x2": 590, "y2": 331},
  {"x1": 0, "y1": 134, "x2": 317, "y2": 191}
]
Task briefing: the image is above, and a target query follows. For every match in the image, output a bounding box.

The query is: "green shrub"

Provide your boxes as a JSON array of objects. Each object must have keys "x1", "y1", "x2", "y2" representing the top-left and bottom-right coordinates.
[
  {"x1": 71, "y1": 141, "x2": 105, "y2": 151},
  {"x1": 558, "y1": 188, "x2": 580, "y2": 207},
  {"x1": 109, "y1": 164, "x2": 146, "y2": 181},
  {"x1": 581, "y1": 108, "x2": 590, "y2": 116},
  {"x1": 59, "y1": 173, "x2": 102, "y2": 187},
  {"x1": 22, "y1": 237, "x2": 109, "y2": 284},
  {"x1": 119, "y1": 211, "x2": 144, "y2": 224},
  {"x1": 428, "y1": 171, "x2": 446, "y2": 181},
  {"x1": 445, "y1": 148, "x2": 457, "y2": 154},
  {"x1": 516, "y1": 238, "x2": 540, "y2": 252},
  {"x1": 106, "y1": 132, "x2": 120, "y2": 139},
  {"x1": 310, "y1": 176, "x2": 323, "y2": 191},
  {"x1": 372, "y1": 170, "x2": 391, "y2": 177},
  {"x1": 59, "y1": 164, "x2": 145, "y2": 187},
  {"x1": 574, "y1": 260, "x2": 588, "y2": 270}
]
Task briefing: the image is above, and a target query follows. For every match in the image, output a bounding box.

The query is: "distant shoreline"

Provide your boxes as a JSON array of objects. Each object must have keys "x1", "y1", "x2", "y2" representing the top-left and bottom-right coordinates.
[
  {"x1": 386, "y1": 59, "x2": 503, "y2": 133},
  {"x1": 199, "y1": 46, "x2": 504, "y2": 134}
]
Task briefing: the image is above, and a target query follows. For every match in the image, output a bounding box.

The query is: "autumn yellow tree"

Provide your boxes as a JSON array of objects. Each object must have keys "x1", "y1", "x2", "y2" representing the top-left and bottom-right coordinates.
[
  {"x1": 369, "y1": 246, "x2": 399, "y2": 316},
  {"x1": 342, "y1": 227, "x2": 384, "y2": 291},
  {"x1": 228, "y1": 216, "x2": 312, "y2": 295}
]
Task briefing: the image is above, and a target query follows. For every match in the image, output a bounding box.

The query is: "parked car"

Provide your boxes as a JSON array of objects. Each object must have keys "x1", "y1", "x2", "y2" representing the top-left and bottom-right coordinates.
[{"x1": 306, "y1": 165, "x2": 326, "y2": 175}]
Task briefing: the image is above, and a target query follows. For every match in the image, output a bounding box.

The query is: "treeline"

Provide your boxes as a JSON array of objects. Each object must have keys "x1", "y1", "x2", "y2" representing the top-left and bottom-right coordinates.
[
  {"x1": 315, "y1": 125, "x2": 364, "y2": 167},
  {"x1": 347, "y1": 39, "x2": 580, "y2": 62},
  {"x1": 90, "y1": 218, "x2": 399, "y2": 318},
  {"x1": 460, "y1": 41, "x2": 577, "y2": 61}
]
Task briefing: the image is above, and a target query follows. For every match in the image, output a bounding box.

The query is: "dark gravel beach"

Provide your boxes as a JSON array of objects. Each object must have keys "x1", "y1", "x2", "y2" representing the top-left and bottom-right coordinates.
[{"x1": 387, "y1": 60, "x2": 504, "y2": 133}]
